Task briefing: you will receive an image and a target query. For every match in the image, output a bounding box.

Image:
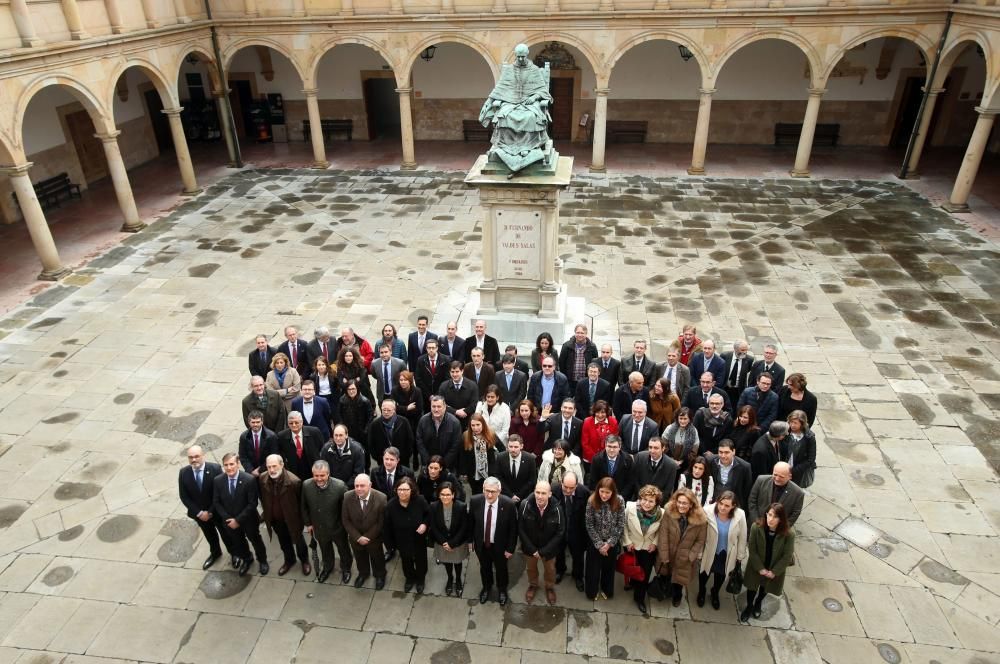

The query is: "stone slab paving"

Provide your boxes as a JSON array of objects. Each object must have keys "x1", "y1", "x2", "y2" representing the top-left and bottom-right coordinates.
[{"x1": 0, "y1": 168, "x2": 998, "y2": 662}]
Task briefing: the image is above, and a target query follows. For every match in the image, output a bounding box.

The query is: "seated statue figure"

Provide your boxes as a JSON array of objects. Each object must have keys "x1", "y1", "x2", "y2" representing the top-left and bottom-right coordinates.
[{"x1": 479, "y1": 44, "x2": 554, "y2": 174}]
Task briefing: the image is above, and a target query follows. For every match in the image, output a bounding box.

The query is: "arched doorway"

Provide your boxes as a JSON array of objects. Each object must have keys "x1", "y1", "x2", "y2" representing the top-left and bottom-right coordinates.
[
  {"x1": 314, "y1": 43, "x2": 396, "y2": 144},
  {"x1": 523, "y1": 41, "x2": 596, "y2": 146},
  {"x1": 176, "y1": 50, "x2": 232, "y2": 166}
]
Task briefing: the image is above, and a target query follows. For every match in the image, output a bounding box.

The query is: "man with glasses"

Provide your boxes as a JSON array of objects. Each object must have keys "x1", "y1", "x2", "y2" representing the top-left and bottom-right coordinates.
[
  {"x1": 550, "y1": 470, "x2": 589, "y2": 591},
  {"x1": 527, "y1": 357, "x2": 570, "y2": 411}
]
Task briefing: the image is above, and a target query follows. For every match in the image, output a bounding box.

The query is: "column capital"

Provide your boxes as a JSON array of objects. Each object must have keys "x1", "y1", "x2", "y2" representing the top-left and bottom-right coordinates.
[
  {"x1": 94, "y1": 130, "x2": 122, "y2": 143},
  {"x1": 699, "y1": 87, "x2": 717, "y2": 95},
  {"x1": 1, "y1": 162, "x2": 33, "y2": 177},
  {"x1": 211, "y1": 89, "x2": 231, "y2": 98},
  {"x1": 395, "y1": 87, "x2": 413, "y2": 95},
  {"x1": 921, "y1": 87, "x2": 946, "y2": 96},
  {"x1": 807, "y1": 88, "x2": 827, "y2": 97},
  {"x1": 302, "y1": 88, "x2": 319, "y2": 97},
  {"x1": 594, "y1": 87, "x2": 610, "y2": 96},
  {"x1": 161, "y1": 107, "x2": 184, "y2": 117},
  {"x1": 974, "y1": 106, "x2": 999, "y2": 117}
]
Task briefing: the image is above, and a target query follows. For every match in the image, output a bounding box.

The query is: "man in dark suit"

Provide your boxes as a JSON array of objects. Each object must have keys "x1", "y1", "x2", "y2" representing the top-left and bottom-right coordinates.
[
  {"x1": 179, "y1": 444, "x2": 232, "y2": 570},
  {"x1": 620, "y1": 339, "x2": 656, "y2": 388},
  {"x1": 277, "y1": 325, "x2": 310, "y2": 377},
  {"x1": 682, "y1": 372, "x2": 732, "y2": 413},
  {"x1": 574, "y1": 363, "x2": 613, "y2": 419},
  {"x1": 213, "y1": 452, "x2": 268, "y2": 576},
  {"x1": 249, "y1": 335, "x2": 277, "y2": 379},
  {"x1": 366, "y1": 400, "x2": 414, "y2": 468},
  {"x1": 688, "y1": 339, "x2": 726, "y2": 388},
  {"x1": 527, "y1": 361, "x2": 570, "y2": 411},
  {"x1": 558, "y1": 324, "x2": 599, "y2": 391},
  {"x1": 415, "y1": 396, "x2": 462, "y2": 469},
  {"x1": 612, "y1": 372, "x2": 650, "y2": 422},
  {"x1": 711, "y1": 440, "x2": 753, "y2": 513},
  {"x1": 494, "y1": 435, "x2": 537, "y2": 503},
  {"x1": 321, "y1": 424, "x2": 368, "y2": 488},
  {"x1": 242, "y1": 376, "x2": 286, "y2": 432},
  {"x1": 631, "y1": 437, "x2": 677, "y2": 505},
  {"x1": 416, "y1": 339, "x2": 451, "y2": 411},
  {"x1": 588, "y1": 436, "x2": 635, "y2": 500},
  {"x1": 341, "y1": 474, "x2": 388, "y2": 589},
  {"x1": 407, "y1": 316, "x2": 438, "y2": 371},
  {"x1": 259, "y1": 454, "x2": 311, "y2": 577},
  {"x1": 655, "y1": 349, "x2": 691, "y2": 405},
  {"x1": 495, "y1": 354, "x2": 528, "y2": 409},
  {"x1": 551, "y1": 470, "x2": 589, "y2": 590},
  {"x1": 371, "y1": 344, "x2": 406, "y2": 403},
  {"x1": 464, "y1": 347, "x2": 497, "y2": 400},
  {"x1": 462, "y1": 319, "x2": 501, "y2": 365},
  {"x1": 305, "y1": 326, "x2": 335, "y2": 372},
  {"x1": 542, "y1": 398, "x2": 583, "y2": 453},
  {"x1": 738, "y1": 373, "x2": 780, "y2": 432},
  {"x1": 598, "y1": 344, "x2": 622, "y2": 392},
  {"x1": 618, "y1": 400, "x2": 659, "y2": 456},
  {"x1": 440, "y1": 321, "x2": 465, "y2": 364},
  {"x1": 749, "y1": 345, "x2": 786, "y2": 391},
  {"x1": 496, "y1": 344, "x2": 531, "y2": 375},
  {"x1": 290, "y1": 380, "x2": 332, "y2": 441},
  {"x1": 470, "y1": 477, "x2": 518, "y2": 605},
  {"x1": 721, "y1": 340, "x2": 754, "y2": 407},
  {"x1": 439, "y1": 361, "x2": 479, "y2": 430},
  {"x1": 239, "y1": 411, "x2": 277, "y2": 476},
  {"x1": 274, "y1": 412, "x2": 324, "y2": 482},
  {"x1": 748, "y1": 462, "x2": 804, "y2": 526}
]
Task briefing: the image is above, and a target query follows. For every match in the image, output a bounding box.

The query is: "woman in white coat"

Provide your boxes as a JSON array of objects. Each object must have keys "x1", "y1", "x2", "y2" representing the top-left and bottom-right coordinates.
[
  {"x1": 698, "y1": 490, "x2": 748, "y2": 610},
  {"x1": 537, "y1": 439, "x2": 584, "y2": 486},
  {"x1": 622, "y1": 485, "x2": 664, "y2": 615},
  {"x1": 475, "y1": 385, "x2": 511, "y2": 448}
]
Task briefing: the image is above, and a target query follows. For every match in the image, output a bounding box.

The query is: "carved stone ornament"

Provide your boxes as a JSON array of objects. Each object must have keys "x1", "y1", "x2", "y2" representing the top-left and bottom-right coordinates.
[{"x1": 533, "y1": 42, "x2": 576, "y2": 70}]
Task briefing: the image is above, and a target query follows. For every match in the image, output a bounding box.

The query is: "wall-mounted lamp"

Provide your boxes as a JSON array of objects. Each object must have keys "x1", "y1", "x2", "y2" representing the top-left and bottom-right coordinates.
[
  {"x1": 678, "y1": 45, "x2": 694, "y2": 62},
  {"x1": 420, "y1": 46, "x2": 437, "y2": 62}
]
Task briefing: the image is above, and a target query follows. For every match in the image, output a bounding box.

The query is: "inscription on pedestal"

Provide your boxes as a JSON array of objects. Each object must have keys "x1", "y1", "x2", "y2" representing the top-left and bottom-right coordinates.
[{"x1": 496, "y1": 209, "x2": 542, "y2": 281}]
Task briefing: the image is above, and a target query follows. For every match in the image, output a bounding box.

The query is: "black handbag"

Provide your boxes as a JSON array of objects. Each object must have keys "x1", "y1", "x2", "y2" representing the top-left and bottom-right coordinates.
[{"x1": 725, "y1": 562, "x2": 743, "y2": 594}]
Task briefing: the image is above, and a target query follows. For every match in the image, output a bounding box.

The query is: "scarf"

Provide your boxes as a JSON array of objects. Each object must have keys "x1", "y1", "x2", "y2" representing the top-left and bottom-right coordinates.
[
  {"x1": 473, "y1": 436, "x2": 490, "y2": 480},
  {"x1": 665, "y1": 422, "x2": 698, "y2": 462},
  {"x1": 548, "y1": 456, "x2": 568, "y2": 485},
  {"x1": 274, "y1": 366, "x2": 288, "y2": 388}
]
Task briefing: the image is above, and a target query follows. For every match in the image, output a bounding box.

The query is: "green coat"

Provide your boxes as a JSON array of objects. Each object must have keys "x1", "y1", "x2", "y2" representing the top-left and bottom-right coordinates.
[
  {"x1": 300, "y1": 477, "x2": 348, "y2": 543},
  {"x1": 744, "y1": 523, "x2": 795, "y2": 596}
]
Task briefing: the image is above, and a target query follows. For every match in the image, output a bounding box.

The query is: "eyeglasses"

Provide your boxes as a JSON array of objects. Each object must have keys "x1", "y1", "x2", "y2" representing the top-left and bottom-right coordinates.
[{"x1": 543, "y1": 364, "x2": 554, "y2": 368}]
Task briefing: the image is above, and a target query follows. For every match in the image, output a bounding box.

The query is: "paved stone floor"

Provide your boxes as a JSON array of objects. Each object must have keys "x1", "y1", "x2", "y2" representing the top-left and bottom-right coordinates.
[{"x1": 0, "y1": 168, "x2": 999, "y2": 664}]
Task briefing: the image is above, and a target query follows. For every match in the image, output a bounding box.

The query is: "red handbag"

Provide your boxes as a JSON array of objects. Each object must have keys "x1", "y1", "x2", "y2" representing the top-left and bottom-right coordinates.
[{"x1": 615, "y1": 551, "x2": 646, "y2": 583}]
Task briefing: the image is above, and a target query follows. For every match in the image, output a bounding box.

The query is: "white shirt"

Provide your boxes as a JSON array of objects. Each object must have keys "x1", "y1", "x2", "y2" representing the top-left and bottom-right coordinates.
[{"x1": 303, "y1": 400, "x2": 314, "y2": 421}]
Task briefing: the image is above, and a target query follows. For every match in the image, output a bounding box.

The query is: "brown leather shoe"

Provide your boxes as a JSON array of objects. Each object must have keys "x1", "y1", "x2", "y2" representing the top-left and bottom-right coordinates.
[
  {"x1": 525, "y1": 585, "x2": 538, "y2": 604},
  {"x1": 302, "y1": 562, "x2": 312, "y2": 577},
  {"x1": 277, "y1": 563, "x2": 292, "y2": 576},
  {"x1": 546, "y1": 589, "x2": 557, "y2": 605}
]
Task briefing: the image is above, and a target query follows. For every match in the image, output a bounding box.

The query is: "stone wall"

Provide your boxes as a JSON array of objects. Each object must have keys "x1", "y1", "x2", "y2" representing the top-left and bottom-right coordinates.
[
  {"x1": 118, "y1": 114, "x2": 159, "y2": 170},
  {"x1": 412, "y1": 98, "x2": 482, "y2": 140}
]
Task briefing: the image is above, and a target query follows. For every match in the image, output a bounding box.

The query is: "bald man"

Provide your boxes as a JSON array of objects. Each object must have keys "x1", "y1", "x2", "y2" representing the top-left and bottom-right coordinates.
[
  {"x1": 748, "y1": 462, "x2": 804, "y2": 526},
  {"x1": 178, "y1": 445, "x2": 232, "y2": 570}
]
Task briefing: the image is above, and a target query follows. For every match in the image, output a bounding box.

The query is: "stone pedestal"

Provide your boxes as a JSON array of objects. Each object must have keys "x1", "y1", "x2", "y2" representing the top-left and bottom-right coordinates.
[{"x1": 464, "y1": 154, "x2": 578, "y2": 344}]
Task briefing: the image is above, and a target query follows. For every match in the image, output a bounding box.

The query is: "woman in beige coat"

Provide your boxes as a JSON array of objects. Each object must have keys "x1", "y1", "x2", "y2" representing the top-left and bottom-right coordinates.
[
  {"x1": 656, "y1": 487, "x2": 708, "y2": 607},
  {"x1": 622, "y1": 485, "x2": 664, "y2": 615},
  {"x1": 265, "y1": 353, "x2": 301, "y2": 406},
  {"x1": 699, "y1": 490, "x2": 748, "y2": 610}
]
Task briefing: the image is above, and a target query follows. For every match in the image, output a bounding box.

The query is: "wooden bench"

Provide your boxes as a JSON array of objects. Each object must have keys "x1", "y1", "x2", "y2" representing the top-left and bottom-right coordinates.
[
  {"x1": 303, "y1": 118, "x2": 353, "y2": 142},
  {"x1": 462, "y1": 119, "x2": 492, "y2": 142},
  {"x1": 606, "y1": 120, "x2": 648, "y2": 143},
  {"x1": 15, "y1": 172, "x2": 82, "y2": 211},
  {"x1": 774, "y1": 122, "x2": 840, "y2": 147}
]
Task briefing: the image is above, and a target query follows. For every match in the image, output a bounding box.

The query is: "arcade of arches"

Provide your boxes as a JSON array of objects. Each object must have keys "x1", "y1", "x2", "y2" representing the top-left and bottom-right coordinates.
[{"x1": 0, "y1": 1, "x2": 998, "y2": 280}]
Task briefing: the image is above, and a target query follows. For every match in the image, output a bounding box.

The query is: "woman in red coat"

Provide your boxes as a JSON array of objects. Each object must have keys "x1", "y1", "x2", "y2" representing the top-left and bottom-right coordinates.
[{"x1": 581, "y1": 400, "x2": 619, "y2": 470}]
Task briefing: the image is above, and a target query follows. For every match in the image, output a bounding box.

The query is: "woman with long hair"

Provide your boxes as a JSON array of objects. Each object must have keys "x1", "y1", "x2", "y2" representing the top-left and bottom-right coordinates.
[
  {"x1": 338, "y1": 381, "x2": 373, "y2": 443},
  {"x1": 740, "y1": 502, "x2": 795, "y2": 623},
  {"x1": 336, "y1": 345, "x2": 374, "y2": 403},
  {"x1": 265, "y1": 352, "x2": 301, "y2": 406},
  {"x1": 730, "y1": 406, "x2": 760, "y2": 462},
  {"x1": 656, "y1": 487, "x2": 708, "y2": 607},
  {"x1": 677, "y1": 456, "x2": 716, "y2": 507},
  {"x1": 531, "y1": 332, "x2": 559, "y2": 372},
  {"x1": 785, "y1": 410, "x2": 816, "y2": 488},
  {"x1": 648, "y1": 378, "x2": 681, "y2": 430},
  {"x1": 311, "y1": 355, "x2": 340, "y2": 422},
  {"x1": 429, "y1": 481, "x2": 470, "y2": 597},
  {"x1": 475, "y1": 384, "x2": 511, "y2": 448},
  {"x1": 699, "y1": 490, "x2": 747, "y2": 610},
  {"x1": 662, "y1": 408, "x2": 700, "y2": 474},
  {"x1": 459, "y1": 413, "x2": 498, "y2": 496},
  {"x1": 623, "y1": 484, "x2": 664, "y2": 614},
  {"x1": 581, "y1": 400, "x2": 619, "y2": 469},
  {"x1": 509, "y1": 399, "x2": 545, "y2": 457},
  {"x1": 584, "y1": 477, "x2": 626, "y2": 600},
  {"x1": 391, "y1": 370, "x2": 424, "y2": 456}
]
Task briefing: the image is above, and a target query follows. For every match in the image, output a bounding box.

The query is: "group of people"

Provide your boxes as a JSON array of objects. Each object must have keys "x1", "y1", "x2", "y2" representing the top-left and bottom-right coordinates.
[{"x1": 179, "y1": 320, "x2": 814, "y2": 619}]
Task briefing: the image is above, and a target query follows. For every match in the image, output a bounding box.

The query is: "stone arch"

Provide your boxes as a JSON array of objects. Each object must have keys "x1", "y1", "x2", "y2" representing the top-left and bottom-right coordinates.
[
  {"x1": 172, "y1": 44, "x2": 223, "y2": 93},
  {"x1": 936, "y1": 32, "x2": 994, "y2": 90},
  {"x1": 606, "y1": 32, "x2": 709, "y2": 86},
  {"x1": 105, "y1": 59, "x2": 178, "y2": 113},
  {"x1": 14, "y1": 75, "x2": 111, "y2": 147},
  {"x1": 821, "y1": 28, "x2": 935, "y2": 85},
  {"x1": 711, "y1": 31, "x2": 822, "y2": 88},
  {"x1": 399, "y1": 34, "x2": 499, "y2": 86},
  {"x1": 0, "y1": 132, "x2": 19, "y2": 164},
  {"x1": 221, "y1": 37, "x2": 306, "y2": 85},
  {"x1": 306, "y1": 36, "x2": 398, "y2": 89},
  {"x1": 514, "y1": 32, "x2": 603, "y2": 82}
]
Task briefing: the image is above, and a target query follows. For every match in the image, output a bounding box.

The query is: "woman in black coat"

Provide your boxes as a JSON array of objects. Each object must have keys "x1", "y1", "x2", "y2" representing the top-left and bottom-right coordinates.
[
  {"x1": 429, "y1": 482, "x2": 471, "y2": 597},
  {"x1": 776, "y1": 373, "x2": 818, "y2": 427},
  {"x1": 339, "y1": 381, "x2": 373, "y2": 443},
  {"x1": 417, "y1": 455, "x2": 465, "y2": 503},
  {"x1": 383, "y1": 477, "x2": 430, "y2": 593},
  {"x1": 391, "y1": 371, "x2": 424, "y2": 452}
]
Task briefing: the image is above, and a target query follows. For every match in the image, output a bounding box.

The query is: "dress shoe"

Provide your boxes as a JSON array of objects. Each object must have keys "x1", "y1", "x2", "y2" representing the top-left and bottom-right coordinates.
[
  {"x1": 259, "y1": 562, "x2": 270, "y2": 576},
  {"x1": 354, "y1": 575, "x2": 368, "y2": 588},
  {"x1": 203, "y1": 553, "x2": 220, "y2": 570},
  {"x1": 341, "y1": 571, "x2": 352, "y2": 584},
  {"x1": 636, "y1": 600, "x2": 648, "y2": 615},
  {"x1": 375, "y1": 577, "x2": 386, "y2": 591},
  {"x1": 555, "y1": 572, "x2": 564, "y2": 584},
  {"x1": 546, "y1": 589, "x2": 557, "y2": 605},
  {"x1": 404, "y1": 581, "x2": 415, "y2": 593},
  {"x1": 445, "y1": 580, "x2": 454, "y2": 596},
  {"x1": 238, "y1": 558, "x2": 252, "y2": 577},
  {"x1": 498, "y1": 591, "x2": 508, "y2": 606},
  {"x1": 231, "y1": 556, "x2": 240, "y2": 569},
  {"x1": 575, "y1": 578, "x2": 585, "y2": 593},
  {"x1": 697, "y1": 587, "x2": 706, "y2": 607},
  {"x1": 415, "y1": 583, "x2": 424, "y2": 594},
  {"x1": 739, "y1": 606, "x2": 752, "y2": 623},
  {"x1": 752, "y1": 604, "x2": 762, "y2": 619},
  {"x1": 710, "y1": 590, "x2": 721, "y2": 610},
  {"x1": 278, "y1": 563, "x2": 292, "y2": 576},
  {"x1": 479, "y1": 589, "x2": 490, "y2": 604},
  {"x1": 671, "y1": 595, "x2": 682, "y2": 607},
  {"x1": 302, "y1": 562, "x2": 312, "y2": 577},
  {"x1": 525, "y1": 585, "x2": 538, "y2": 604},
  {"x1": 384, "y1": 550, "x2": 396, "y2": 563},
  {"x1": 317, "y1": 569, "x2": 331, "y2": 583},
  {"x1": 454, "y1": 581, "x2": 464, "y2": 598}
]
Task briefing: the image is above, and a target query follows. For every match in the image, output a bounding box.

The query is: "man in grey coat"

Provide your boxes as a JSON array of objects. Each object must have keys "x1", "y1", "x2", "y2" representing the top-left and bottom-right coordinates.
[
  {"x1": 748, "y1": 462, "x2": 804, "y2": 526},
  {"x1": 301, "y1": 459, "x2": 353, "y2": 584}
]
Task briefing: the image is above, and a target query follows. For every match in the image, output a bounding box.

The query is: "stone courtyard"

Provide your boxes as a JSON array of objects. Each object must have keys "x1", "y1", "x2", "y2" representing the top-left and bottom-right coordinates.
[{"x1": 0, "y1": 168, "x2": 999, "y2": 664}]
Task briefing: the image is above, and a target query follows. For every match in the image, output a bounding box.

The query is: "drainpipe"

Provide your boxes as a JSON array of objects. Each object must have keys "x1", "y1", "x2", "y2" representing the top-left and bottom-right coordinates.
[
  {"x1": 202, "y1": 0, "x2": 243, "y2": 168},
  {"x1": 899, "y1": 9, "x2": 952, "y2": 179}
]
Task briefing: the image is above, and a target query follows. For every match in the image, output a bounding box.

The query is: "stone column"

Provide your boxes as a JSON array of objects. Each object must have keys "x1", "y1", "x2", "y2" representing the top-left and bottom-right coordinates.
[
  {"x1": 291, "y1": 0, "x2": 306, "y2": 16},
  {"x1": 162, "y1": 108, "x2": 201, "y2": 194},
  {"x1": 140, "y1": 0, "x2": 160, "y2": 28},
  {"x1": 902, "y1": 87, "x2": 944, "y2": 178},
  {"x1": 790, "y1": 87, "x2": 826, "y2": 178},
  {"x1": 303, "y1": 89, "x2": 329, "y2": 169},
  {"x1": 4, "y1": 164, "x2": 69, "y2": 280},
  {"x1": 492, "y1": 0, "x2": 507, "y2": 11},
  {"x1": 397, "y1": 87, "x2": 417, "y2": 170},
  {"x1": 96, "y1": 131, "x2": 145, "y2": 232},
  {"x1": 10, "y1": 0, "x2": 43, "y2": 47},
  {"x1": 244, "y1": 0, "x2": 259, "y2": 17},
  {"x1": 61, "y1": 0, "x2": 89, "y2": 39},
  {"x1": 173, "y1": 0, "x2": 191, "y2": 23},
  {"x1": 441, "y1": 0, "x2": 455, "y2": 12},
  {"x1": 589, "y1": 87, "x2": 609, "y2": 173},
  {"x1": 390, "y1": 0, "x2": 403, "y2": 12},
  {"x1": 213, "y1": 90, "x2": 239, "y2": 167},
  {"x1": 944, "y1": 107, "x2": 998, "y2": 213},
  {"x1": 103, "y1": 0, "x2": 124, "y2": 33},
  {"x1": 688, "y1": 87, "x2": 716, "y2": 175},
  {"x1": 341, "y1": 0, "x2": 354, "y2": 15}
]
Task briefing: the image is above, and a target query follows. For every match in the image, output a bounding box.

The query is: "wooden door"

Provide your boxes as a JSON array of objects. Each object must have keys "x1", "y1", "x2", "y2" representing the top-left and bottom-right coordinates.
[
  {"x1": 549, "y1": 77, "x2": 574, "y2": 141},
  {"x1": 65, "y1": 110, "x2": 108, "y2": 183}
]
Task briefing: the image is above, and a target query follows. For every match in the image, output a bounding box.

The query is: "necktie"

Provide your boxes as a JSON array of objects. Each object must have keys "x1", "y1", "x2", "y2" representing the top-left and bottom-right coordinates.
[
  {"x1": 475, "y1": 368, "x2": 481, "y2": 383},
  {"x1": 636, "y1": 358, "x2": 642, "y2": 372},
  {"x1": 667, "y1": 367, "x2": 674, "y2": 384},
  {"x1": 195, "y1": 468, "x2": 203, "y2": 489},
  {"x1": 507, "y1": 374, "x2": 512, "y2": 390},
  {"x1": 361, "y1": 497, "x2": 367, "y2": 512},
  {"x1": 388, "y1": 473, "x2": 394, "y2": 490},
  {"x1": 321, "y1": 342, "x2": 328, "y2": 361},
  {"x1": 291, "y1": 345, "x2": 296, "y2": 367},
  {"x1": 704, "y1": 392, "x2": 710, "y2": 404},
  {"x1": 430, "y1": 357, "x2": 435, "y2": 373},
  {"x1": 731, "y1": 358, "x2": 741, "y2": 385},
  {"x1": 563, "y1": 420, "x2": 570, "y2": 440},
  {"x1": 484, "y1": 503, "x2": 493, "y2": 547},
  {"x1": 512, "y1": 458, "x2": 518, "y2": 477},
  {"x1": 295, "y1": 433, "x2": 303, "y2": 459},
  {"x1": 633, "y1": 424, "x2": 640, "y2": 453},
  {"x1": 384, "y1": 363, "x2": 391, "y2": 391},
  {"x1": 259, "y1": 350, "x2": 266, "y2": 364},
  {"x1": 419, "y1": 335, "x2": 424, "y2": 351},
  {"x1": 765, "y1": 364, "x2": 772, "y2": 373},
  {"x1": 253, "y1": 432, "x2": 260, "y2": 463},
  {"x1": 608, "y1": 457, "x2": 616, "y2": 475},
  {"x1": 455, "y1": 383, "x2": 461, "y2": 391},
  {"x1": 229, "y1": 477, "x2": 236, "y2": 495},
  {"x1": 589, "y1": 382, "x2": 596, "y2": 401},
  {"x1": 604, "y1": 361, "x2": 609, "y2": 369}
]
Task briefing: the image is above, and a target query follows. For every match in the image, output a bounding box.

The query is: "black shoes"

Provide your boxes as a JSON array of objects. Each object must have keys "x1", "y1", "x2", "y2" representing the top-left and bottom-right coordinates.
[
  {"x1": 203, "y1": 553, "x2": 220, "y2": 570},
  {"x1": 479, "y1": 589, "x2": 490, "y2": 604},
  {"x1": 415, "y1": 583, "x2": 424, "y2": 594},
  {"x1": 555, "y1": 572, "x2": 564, "y2": 584},
  {"x1": 697, "y1": 587, "x2": 706, "y2": 607},
  {"x1": 317, "y1": 569, "x2": 331, "y2": 583},
  {"x1": 740, "y1": 606, "x2": 752, "y2": 623},
  {"x1": 231, "y1": 556, "x2": 240, "y2": 569},
  {"x1": 636, "y1": 600, "x2": 648, "y2": 615},
  {"x1": 575, "y1": 578, "x2": 585, "y2": 593},
  {"x1": 259, "y1": 562, "x2": 269, "y2": 576},
  {"x1": 354, "y1": 575, "x2": 368, "y2": 588},
  {"x1": 672, "y1": 595, "x2": 682, "y2": 607},
  {"x1": 752, "y1": 604, "x2": 763, "y2": 619},
  {"x1": 498, "y1": 591, "x2": 508, "y2": 606},
  {"x1": 238, "y1": 558, "x2": 252, "y2": 577},
  {"x1": 404, "y1": 581, "x2": 415, "y2": 593},
  {"x1": 711, "y1": 590, "x2": 721, "y2": 610},
  {"x1": 445, "y1": 580, "x2": 454, "y2": 596},
  {"x1": 384, "y1": 550, "x2": 396, "y2": 563},
  {"x1": 375, "y1": 577, "x2": 386, "y2": 590},
  {"x1": 341, "y1": 571, "x2": 352, "y2": 584},
  {"x1": 455, "y1": 581, "x2": 464, "y2": 598}
]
